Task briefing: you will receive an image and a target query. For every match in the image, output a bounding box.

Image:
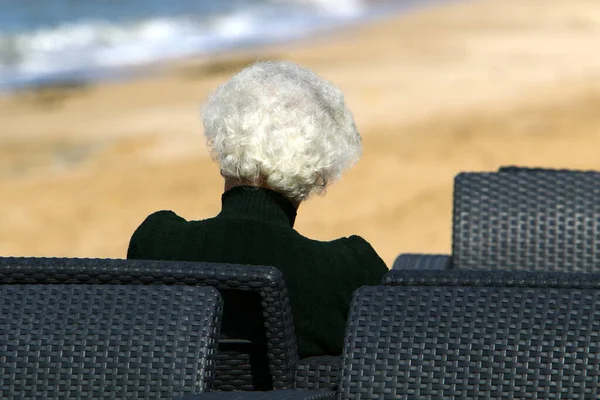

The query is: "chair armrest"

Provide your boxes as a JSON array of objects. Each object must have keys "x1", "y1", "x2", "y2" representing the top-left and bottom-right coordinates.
[
  {"x1": 391, "y1": 253, "x2": 452, "y2": 271},
  {"x1": 295, "y1": 355, "x2": 341, "y2": 390},
  {"x1": 181, "y1": 389, "x2": 335, "y2": 400}
]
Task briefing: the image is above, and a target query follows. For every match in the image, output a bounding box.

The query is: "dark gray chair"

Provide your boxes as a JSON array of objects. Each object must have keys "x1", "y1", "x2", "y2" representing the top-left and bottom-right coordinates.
[
  {"x1": 1, "y1": 283, "x2": 222, "y2": 399},
  {"x1": 0, "y1": 257, "x2": 338, "y2": 392},
  {"x1": 453, "y1": 168, "x2": 600, "y2": 271},
  {"x1": 371, "y1": 269, "x2": 600, "y2": 398},
  {"x1": 394, "y1": 166, "x2": 600, "y2": 273},
  {"x1": 194, "y1": 269, "x2": 600, "y2": 399}
]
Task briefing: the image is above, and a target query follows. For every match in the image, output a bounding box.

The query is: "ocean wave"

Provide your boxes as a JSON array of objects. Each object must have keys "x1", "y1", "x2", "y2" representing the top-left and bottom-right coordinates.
[{"x1": 0, "y1": 0, "x2": 375, "y2": 90}]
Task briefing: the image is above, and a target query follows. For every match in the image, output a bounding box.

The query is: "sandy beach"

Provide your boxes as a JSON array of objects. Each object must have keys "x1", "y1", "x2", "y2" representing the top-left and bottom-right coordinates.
[{"x1": 1, "y1": 0, "x2": 600, "y2": 266}]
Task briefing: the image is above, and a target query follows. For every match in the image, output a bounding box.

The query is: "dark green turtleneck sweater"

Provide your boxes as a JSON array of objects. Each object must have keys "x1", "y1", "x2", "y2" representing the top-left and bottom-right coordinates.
[{"x1": 127, "y1": 186, "x2": 389, "y2": 358}]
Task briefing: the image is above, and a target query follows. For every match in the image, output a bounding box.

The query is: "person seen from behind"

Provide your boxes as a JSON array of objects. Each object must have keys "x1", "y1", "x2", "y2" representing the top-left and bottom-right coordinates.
[{"x1": 127, "y1": 60, "x2": 389, "y2": 358}]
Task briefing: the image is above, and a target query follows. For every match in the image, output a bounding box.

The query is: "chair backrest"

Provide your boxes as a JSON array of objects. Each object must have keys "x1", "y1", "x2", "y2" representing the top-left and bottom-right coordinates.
[
  {"x1": 1, "y1": 283, "x2": 221, "y2": 399},
  {"x1": 452, "y1": 170, "x2": 600, "y2": 272},
  {"x1": 498, "y1": 165, "x2": 598, "y2": 174},
  {"x1": 498, "y1": 166, "x2": 594, "y2": 173},
  {"x1": 0, "y1": 257, "x2": 298, "y2": 391},
  {"x1": 337, "y1": 270, "x2": 600, "y2": 399}
]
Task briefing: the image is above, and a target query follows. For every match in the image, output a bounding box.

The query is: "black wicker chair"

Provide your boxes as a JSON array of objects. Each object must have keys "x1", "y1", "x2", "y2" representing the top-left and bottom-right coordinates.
[
  {"x1": 0, "y1": 257, "x2": 297, "y2": 391},
  {"x1": 185, "y1": 269, "x2": 600, "y2": 399},
  {"x1": 1, "y1": 283, "x2": 222, "y2": 399},
  {"x1": 393, "y1": 167, "x2": 600, "y2": 273},
  {"x1": 0, "y1": 257, "x2": 339, "y2": 391},
  {"x1": 453, "y1": 168, "x2": 600, "y2": 272}
]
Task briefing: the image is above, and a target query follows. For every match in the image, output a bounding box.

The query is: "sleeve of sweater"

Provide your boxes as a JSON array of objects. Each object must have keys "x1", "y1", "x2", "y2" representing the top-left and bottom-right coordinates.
[{"x1": 126, "y1": 210, "x2": 185, "y2": 259}]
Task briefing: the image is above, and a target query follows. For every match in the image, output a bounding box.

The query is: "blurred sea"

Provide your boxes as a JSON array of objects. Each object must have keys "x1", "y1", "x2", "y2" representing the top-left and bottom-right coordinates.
[{"x1": 0, "y1": 0, "x2": 422, "y2": 91}]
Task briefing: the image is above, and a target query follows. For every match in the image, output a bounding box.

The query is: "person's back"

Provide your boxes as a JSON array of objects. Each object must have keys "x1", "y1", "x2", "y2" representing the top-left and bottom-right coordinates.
[
  {"x1": 127, "y1": 61, "x2": 388, "y2": 358},
  {"x1": 128, "y1": 186, "x2": 387, "y2": 358}
]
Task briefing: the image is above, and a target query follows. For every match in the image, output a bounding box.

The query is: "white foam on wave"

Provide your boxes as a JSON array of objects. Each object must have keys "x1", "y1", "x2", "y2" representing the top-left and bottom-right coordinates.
[
  {"x1": 0, "y1": 0, "x2": 381, "y2": 90},
  {"x1": 269, "y1": 0, "x2": 366, "y2": 16}
]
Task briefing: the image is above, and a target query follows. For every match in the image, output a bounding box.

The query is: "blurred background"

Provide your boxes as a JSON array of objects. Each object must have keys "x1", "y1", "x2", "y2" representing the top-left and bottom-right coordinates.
[{"x1": 1, "y1": 0, "x2": 599, "y2": 266}]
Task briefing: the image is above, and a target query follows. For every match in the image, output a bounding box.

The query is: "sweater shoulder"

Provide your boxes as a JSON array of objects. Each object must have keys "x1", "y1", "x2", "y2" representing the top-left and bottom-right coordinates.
[
  {"x1": 319, "y1": 235, "x2": 389, "y2": 283},
  {"x1": 328, "y1": 234, "x2": 379, "y2": 255},
  {"x1": 132, "y1": 210, "x2": 188, "y2": 237},
  {"x1": 127, "y1": 210, "x2": 188, "y2": 259},
  {"x1": 143, "y1": 210, "x2": 187, "y2": 225}
]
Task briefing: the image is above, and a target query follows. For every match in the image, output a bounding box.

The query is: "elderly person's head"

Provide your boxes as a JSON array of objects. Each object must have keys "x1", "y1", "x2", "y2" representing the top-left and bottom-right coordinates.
[{"x1": 202, "y1": 61, "x2": 361, "y2": 204}]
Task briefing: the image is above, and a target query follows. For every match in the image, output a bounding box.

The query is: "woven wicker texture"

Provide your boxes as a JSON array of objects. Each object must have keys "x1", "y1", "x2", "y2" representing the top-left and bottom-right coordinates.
[
  {"x1": 343, "y1": 270, "x2": 600, "y2": 399},
  {"x1": 181, "y1": 389, "x2": 335, "y2": 400},
  {"x1": 381, "y1": 269, "x2": 600, "y2": 288},
  {"x1": 0, "y1": 257, "x2": 298, "y2": 391},
  {"x1": 453, "y1": 170, "x2": 600, "y2": 272},
  {"x1": 498, "y1": 166, "x2": 599, "y2": 173},
  {"x1": 1, "y1": 284, "x2": 221, "y2": 399},
  {"x1": 391, "y1": 254, "x2": 452, "y2": 271},
  {"x1": 294, "y1": 356, "x2": 341, "y2": 391}
]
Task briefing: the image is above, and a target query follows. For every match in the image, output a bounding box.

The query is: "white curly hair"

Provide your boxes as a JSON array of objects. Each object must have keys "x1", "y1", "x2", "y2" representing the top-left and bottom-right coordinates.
[{"x1": 201, "y1": 60, "x2": 362, "y2": 202}]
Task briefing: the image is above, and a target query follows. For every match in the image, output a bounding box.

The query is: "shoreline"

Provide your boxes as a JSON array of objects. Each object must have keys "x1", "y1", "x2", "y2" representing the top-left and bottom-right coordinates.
[{"x1": 0, "y1": 0, "x2": 448, "y2": 94}]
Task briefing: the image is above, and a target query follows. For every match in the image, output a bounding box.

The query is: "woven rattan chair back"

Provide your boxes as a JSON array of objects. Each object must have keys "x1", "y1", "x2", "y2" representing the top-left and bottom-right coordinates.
[
  {"x1": 0, "y1": 257, "x2": 298, "y2": 391},
  {"x1": 336, "y1": 270, "x2": 600, "y2": 399},
  {"x1": 452, "y1": 169, "x2": 600, "y2": 271},
  {"x1": 1, "y1": 283, "x2": 222, "y2": 399}
]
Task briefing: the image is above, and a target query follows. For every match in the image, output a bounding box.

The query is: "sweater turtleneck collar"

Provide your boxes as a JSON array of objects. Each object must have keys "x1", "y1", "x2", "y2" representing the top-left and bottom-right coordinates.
[{"x1": 218, "y1": 186, "x2": 297, "y2": 227}]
